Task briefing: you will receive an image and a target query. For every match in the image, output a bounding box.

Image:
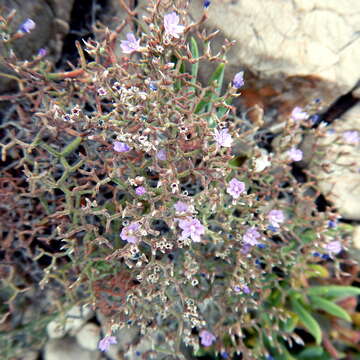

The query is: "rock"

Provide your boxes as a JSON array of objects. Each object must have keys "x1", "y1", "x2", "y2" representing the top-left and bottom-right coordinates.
[
  {"x1": 306, "y1": 104, "x2": 360, "y2": 220},
  {"x1": 353, "y1": 226, "x2": 360, "y2": 250},
  {"x1": 44, "y1": 337, "x2": 101, "y2": 360},
  {"x1": 76, "y1": 323, "x2": 101, "y2": 352},
  {"x1": 23, "y1": 351, "x2": 39, "y2": 360},
  {"x1": 47, "y1": 304, "x2": 94, "y2": 339},
  {"x1": 0, "y1": 0, "x2": 74, "y2": 93},
  {"x1": 188, "y1": 0, "x2": 360, "y2": 95}
]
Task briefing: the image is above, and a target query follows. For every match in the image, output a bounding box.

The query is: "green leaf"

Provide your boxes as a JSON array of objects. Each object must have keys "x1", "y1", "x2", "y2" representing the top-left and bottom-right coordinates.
[
  {"x1": 291, "y1": 297, "x2": 322, "y2": 345},
  {"x1": 228, "y1": 155, "x2": 248, "y2": 168},
  {"x1": 304, "y1": 265, "x2": 329, "y2": 279},
  {"x1": 209, "y1": 62, "x2": 225, "y2": 96},
  {"x1": 297, "y1": 346, "x2": 324, "y2": 359},
  {"x1": 174, "y1": 60, "x2": 185, "y2": 91},
  {"x1": 309, "y1": 295, "x2": 351, "y2": 322},
  {"x1": 274, "y1": 345, "x2": 297, "y2": 360},
  {"x1": 194, "y1": 62, "x2": 225, "y2": 115},
  {"x1": 307, "y1": 285, "x2": 360, "y2": 300},
  {"x1": 190, "y1": 37, "x2": 199, "y2": 84},
  {"x1": 281, "y1": 311, "x2": 299, "y2": 332}
]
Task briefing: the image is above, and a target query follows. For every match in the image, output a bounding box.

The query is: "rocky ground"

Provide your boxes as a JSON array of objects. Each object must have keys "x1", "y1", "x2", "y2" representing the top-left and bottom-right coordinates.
[{"x1": 1, "y1": 0, "x2": 360, "y2": 359}]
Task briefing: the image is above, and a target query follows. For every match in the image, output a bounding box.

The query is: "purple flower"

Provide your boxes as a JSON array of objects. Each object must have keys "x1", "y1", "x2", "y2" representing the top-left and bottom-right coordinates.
[
  {"x1": 97, "y1": 87, "x2": 107, "y2": 96},
  {"x1": 243, "y1": 227, "x2": 261, "y2": 246},
  {"x1": 156, "y1": 149, "x2": 167, "y2": 160},
  {"x1": 149, "y1": 83, "x2": 158, "y2": 91},
  {"x1": 199, "y1": 330, "x2": 216, "y2": 347},
  {"x1": 291, "y1": 107, "x2": 307, "y2": 121},
  {"x1": 120, "y1": 222, "x2": 141, "y2": 244},
  {"x1": 174, "y1": 201, "x2": 189, "y2": 213},
  {"x1": 120, "y1": 33, "x2": 141, "y2": 54},
  {"x1": 226, "y1": 178, "x2": 246, "y2": 199},
  {"x1": 324, "y1": 240, "x2": 342, "y2": 255},
  {"x1": 234, "y1": 285, "x2": 250, "y2": 294},
  {"x1": 328, "y1": 220, "x2": 337, "y2": 229},
  {"x1": 177, "y1": 217, "x2": 205, "y2": 242},
  {"x1": 164, "y1": 12, "x2": 185, "y2": 39},
  {"x1": 37, "y1": 48, "x2": 47, "y2": 57},
  {"x1": 135, "y1": 186, "x2": 146, "y2": 196},
  {"x1": 19, "y1": 19, "x2": 36, "y2": 33},
  {"x1": 204, "y1": 0, "x2": 211, "y2": 8},
  {"x1": 232, "y1": 71, "x2": 244, "y2": 89},
  {"x1": 267, "y1": 209, "x2": 285, "y2": 228},
  {"x1": 287, "y1": 147, "x2": 303, "y2": 162},
  {"x1": 98, "y1": 335, "x2": 117, "y2": 352},
  {"x1": 343, "y1": 130, "x2": 359, "y2": 144},
  {"x1": 113, "y1": 141, "x2": 131, "y2": 153},
  {"x1": 214, "y1": 128, "x2": 233, "y2": 148},
  {"x1": 241, "y1": 244, "x2": 251, "y2": 254}
]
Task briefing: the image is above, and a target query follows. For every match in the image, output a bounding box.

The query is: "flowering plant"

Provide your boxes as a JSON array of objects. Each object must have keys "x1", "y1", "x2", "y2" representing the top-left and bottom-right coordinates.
[{"x1": 0, "y1": 2, "x2": 359, "y2": 360}]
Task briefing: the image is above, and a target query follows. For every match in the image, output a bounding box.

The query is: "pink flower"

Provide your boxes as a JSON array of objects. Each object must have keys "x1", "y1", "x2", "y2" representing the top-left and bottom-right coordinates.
[
  {"x1": 174, "y1": 201, "x2": 189, "y2": 213},
  {"x1": 156, "y1": 149, "x2": 167, "y2": 160},
  {"x1": 287, "y1": 147, "x2": 303, "y2": 162},
  {"x1": 233, "y1": 71, "x2": 244, "y2": 89},
  {"x1": 226, "y1": 178, "x2": 246, "y2": 199},
  {"x1": 120, "y1": 33, "x2": 141, "y2": 54},
  {"x1": 291, "y1": 107, "x2": 307, "y2": 121},
  {"x1": 120, "y1": 222, "x2": 141, "y2": 244},
  {"x1": 214, "y1": 128, "x2": 233, "y2": 148},
  {"x1": 177, "y1": 217, "x2": 205, "y2": 242},
  {"x1": 267, "y1": 209, "x2": 285, "y2": 228},
  {"x1": 343, "y1": 130, "x2": 359, "y2": 144},
  {"x1": 324, "y1": 240, "x2": 342, "y2": 255},
  {"x1": 19, "y1": 19, "x2": 36, "y2": 33},
  {"x1": 234, "y1": 285, "x2": 250, "y2": 294},
  {"x1": 135, "y1": 186, "x2": 146, "y2": 196},
  {"x1": 199, "y1": 330, "x2": 216, "y2": 347},
  {"x1": 164, "y1": 12, "x2": 185, "y2": 38},
  {"x1": 98, "y1": 335, "x2": 117, "y2": 352},
  {"x1": 243, "y1": 227, "x2": 261, "y2": 246},
  {"x1": 113, "y1": 141, "x2": 131, "y2": 153}
]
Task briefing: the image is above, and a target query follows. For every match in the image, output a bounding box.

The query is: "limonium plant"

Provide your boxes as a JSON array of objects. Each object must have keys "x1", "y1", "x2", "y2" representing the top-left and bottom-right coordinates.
[{"x1": 0, "y1": 1, "x2": 359, "y2": 360}]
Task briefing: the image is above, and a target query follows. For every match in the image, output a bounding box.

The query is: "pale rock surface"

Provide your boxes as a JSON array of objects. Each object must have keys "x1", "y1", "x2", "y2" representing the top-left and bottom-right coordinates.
[
  {"x1": 352, "y1": 226, "x2": 360, "y2": 250},
  {"x1": 188, "y1": 0, "x2": 360, "y2": 94},
  {"x1": 0, "y1": 0, "x2": 75, "y2": 92},
  {"x1": 47, "y1": 304, "x2": 94, "y2": 339},
  {"x1": 23, "y1": 351, "x2": 39, "y2": 360},
  {"x1": 44, "y1": 337, "x2": 101, "y2": 360},
  {"x1": 306, "y1": 104, "x2": 360, "y2": 220},
  {"x1": 76, "y1": 323, "x2": 101, "y2": 351}
]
